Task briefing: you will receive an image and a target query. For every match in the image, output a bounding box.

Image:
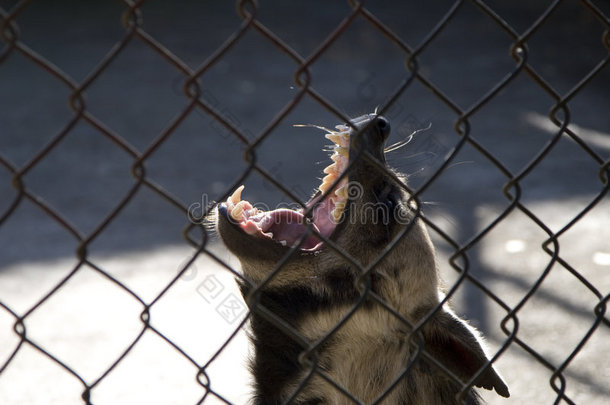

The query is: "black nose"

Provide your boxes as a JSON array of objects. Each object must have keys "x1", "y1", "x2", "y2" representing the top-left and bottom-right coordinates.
[{"x1": 375, "y1": 116, "x2": 390, "y2": 139}]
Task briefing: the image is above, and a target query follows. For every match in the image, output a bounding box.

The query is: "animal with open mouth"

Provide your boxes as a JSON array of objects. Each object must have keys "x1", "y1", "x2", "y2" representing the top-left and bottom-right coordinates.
[{"x1": 215, "y1": 113, "x2": 509, "y2": 404}]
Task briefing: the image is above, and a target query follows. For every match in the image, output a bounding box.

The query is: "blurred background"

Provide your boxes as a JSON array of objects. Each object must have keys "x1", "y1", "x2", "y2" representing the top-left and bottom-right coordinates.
[{"x1": 0, "y1": 0, "x2": 609, "y2": 404}]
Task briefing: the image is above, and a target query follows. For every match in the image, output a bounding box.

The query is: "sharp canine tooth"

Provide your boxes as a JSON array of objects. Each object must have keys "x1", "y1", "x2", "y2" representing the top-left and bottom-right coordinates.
[
  {"x1": 279, "y1": 240, "x2": 287, "y2": 246},
  {"x1": 230, "y1": 200, "x2": 247, "y2": 220},
  {"x1": 229, "y1": 185, "x2": 245, "y2": 205}
]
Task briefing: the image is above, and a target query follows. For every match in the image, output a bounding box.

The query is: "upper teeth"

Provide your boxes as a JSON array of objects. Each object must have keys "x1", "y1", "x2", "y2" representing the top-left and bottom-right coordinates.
[
  {"x1": 335, "y1": 147, "x2": 348, "y2": 157},
  {"x1": 323, "y1": 164, "x2": 337, "y2": 175},
  {"x1": 321, "y1": 128, "x2": 350, "y2": 223},
  {"x1": 325, "y1": 132, "x2": 349, "y2": 147},
  {"x1": 319, "y1": 129, "x2": 349, "y2": 193},
  {"x1": 331, "y1": 153, "x2": 347, "y2": 166}
]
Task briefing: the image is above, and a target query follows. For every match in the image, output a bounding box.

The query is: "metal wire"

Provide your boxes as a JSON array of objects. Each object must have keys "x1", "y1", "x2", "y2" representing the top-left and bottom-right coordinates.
[{"x1": 1, "y1": 0, "x2": 609, "y2": 404}]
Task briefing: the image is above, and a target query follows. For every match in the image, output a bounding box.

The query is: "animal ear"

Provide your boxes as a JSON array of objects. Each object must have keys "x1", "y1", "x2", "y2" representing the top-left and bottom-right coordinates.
[{"x1": 419, "y1": 309, "x2": 510, "y2": 398}]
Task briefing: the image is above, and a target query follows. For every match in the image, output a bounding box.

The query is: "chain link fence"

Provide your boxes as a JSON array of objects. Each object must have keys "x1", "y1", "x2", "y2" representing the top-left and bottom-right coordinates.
[{"x1": 1, "y1": 0, "x2": 609, "y2": 404}]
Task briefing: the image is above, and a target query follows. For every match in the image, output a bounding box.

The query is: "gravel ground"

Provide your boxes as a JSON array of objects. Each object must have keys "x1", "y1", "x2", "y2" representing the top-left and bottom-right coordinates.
[{"x1": 1, "y1": 1, "x2": 609, "y2": 404}]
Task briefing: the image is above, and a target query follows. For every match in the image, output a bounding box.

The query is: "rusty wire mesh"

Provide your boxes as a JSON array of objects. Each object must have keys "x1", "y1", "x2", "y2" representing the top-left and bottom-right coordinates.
[{"x1": 1, "y1": 0, "x2": 609, "y2": 404}]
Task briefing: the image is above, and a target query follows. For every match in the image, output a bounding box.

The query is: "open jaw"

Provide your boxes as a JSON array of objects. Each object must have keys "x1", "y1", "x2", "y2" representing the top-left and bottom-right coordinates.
[{"x1": 218, "y1": 125, "x2": 351, "y2": 252}]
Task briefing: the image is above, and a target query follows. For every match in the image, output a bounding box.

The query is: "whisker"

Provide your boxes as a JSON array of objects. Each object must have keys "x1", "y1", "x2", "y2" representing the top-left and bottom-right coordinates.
[
  {"x1": 391, "y1": 151, "x2": 439, "y2": 161},
  {"x1": 446, "y1": 160, "x2": 474, "y2": 170},
  {"x1": 293, "y1": 124, "x2": 335, "y2": 133},
  {"x1": 384, "y1": 122, "x2": 432, "y2": 153},
  {"x1": 404, "y1": 166, "x2": 426, "y2": 178}
]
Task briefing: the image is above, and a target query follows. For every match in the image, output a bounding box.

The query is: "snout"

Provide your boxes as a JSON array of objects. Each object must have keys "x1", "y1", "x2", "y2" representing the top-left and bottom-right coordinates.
[
  {"x1": 348, "y1": 114, "x2": 391, "y2": 166},
  {"x1": 349, "y1": 114, "x2": 390, "y2": 139},
  {"x1": 375, "y1": 116, "x2": 390, "y2": 140}
]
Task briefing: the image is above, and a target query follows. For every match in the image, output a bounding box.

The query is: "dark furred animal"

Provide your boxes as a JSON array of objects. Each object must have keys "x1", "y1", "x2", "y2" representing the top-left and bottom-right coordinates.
[{"x1": 216, "y1": 114, "x2": 509, "y2": 404}]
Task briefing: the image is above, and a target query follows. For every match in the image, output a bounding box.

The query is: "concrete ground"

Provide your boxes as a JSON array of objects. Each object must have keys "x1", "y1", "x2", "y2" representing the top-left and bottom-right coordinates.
[{"x1": 1, "y1": 1, "x2": 609, "y2": 404}]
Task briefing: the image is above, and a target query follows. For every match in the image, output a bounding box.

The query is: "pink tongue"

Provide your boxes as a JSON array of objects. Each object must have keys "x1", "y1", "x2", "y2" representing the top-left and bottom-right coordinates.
[{"x1": 266, "y1": 209, "x2": 321, "y2": 249}]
